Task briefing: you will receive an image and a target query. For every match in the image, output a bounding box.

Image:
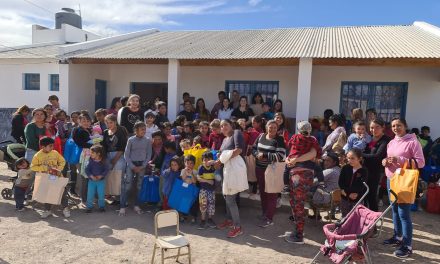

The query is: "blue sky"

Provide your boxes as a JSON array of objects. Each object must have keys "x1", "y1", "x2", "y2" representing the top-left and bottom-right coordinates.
[{"x1": 1, "y1": 0, "x2": 439, "y2": 45}]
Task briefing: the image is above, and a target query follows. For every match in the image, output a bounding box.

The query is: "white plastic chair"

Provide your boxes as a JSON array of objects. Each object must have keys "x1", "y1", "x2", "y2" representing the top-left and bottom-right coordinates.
[{"x1": 151, "y1": 210, "x2": 191, "y2": 264}]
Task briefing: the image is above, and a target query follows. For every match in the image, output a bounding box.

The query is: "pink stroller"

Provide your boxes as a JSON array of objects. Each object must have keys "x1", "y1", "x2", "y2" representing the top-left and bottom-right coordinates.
[{"x1": 311, "y1": 183, "x2": 397, "y2": 264}]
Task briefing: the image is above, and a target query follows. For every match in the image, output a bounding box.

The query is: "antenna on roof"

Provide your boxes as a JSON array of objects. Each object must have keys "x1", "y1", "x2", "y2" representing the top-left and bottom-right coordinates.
[{"x1": 78, "y1": 3, "x2": 81, "y2": 17}]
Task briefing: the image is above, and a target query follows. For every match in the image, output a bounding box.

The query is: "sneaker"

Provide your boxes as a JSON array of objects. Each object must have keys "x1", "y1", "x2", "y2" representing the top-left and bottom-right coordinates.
[
  {"x1": 285, "y1": 234, "x2": 304, "y2": 244},
  {"x1": 197, "y1": 220, "x2": 206, "y2": 230},
  {"x1": 16, "y1": 207, "x2": 25, "y2": 212},
  {"x1": 227, "y1": 226, "x2": 243, "y2": 238},
  {"x1": 383, "y1": 237, "x2": 402, "y2": 247},
  {"x1": 134, "y1": 206, "x2": 143, "y2": 215},
  {"x1": 249, "y1": 193, "x2": 259, "y2": 200},
  {"x1": 288, "y1": 215, "x2": 295, "y2": 222},
  {"x1": 85, "y1": 208, "x2": 92, "y2": 213},
  {"x1": 207, "y1": 219, "x2": 217, "y2": 228},
  {"x1": 41, "y1": 210, "x2": 52, "y2": 219},
  {"x1": 99, "y1": 208, "x2": 106, "y2": 213},
  {"x1": 276, "y1": 197, "x2": 282, "y2": 208},
  {"x1": 217, "y1": 219, "x2": 233, "y2": 230},
  {"x1": 394, "y1": 246, "x2": 412, "y2": 258},
  {"x1": 281, "y1": 185, "x2": 290, "y2": 194},
  {"x1": 258, "y1": 218, "x2": 274, "y2": 228},
  {"x1": 63, "y1": 208, "x2": 71, "y2": 218}
]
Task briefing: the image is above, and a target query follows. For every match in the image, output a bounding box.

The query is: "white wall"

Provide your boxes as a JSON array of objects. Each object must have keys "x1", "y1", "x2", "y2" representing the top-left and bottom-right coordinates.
[
  {"x1": 0, "y1": 59, "x2": 63, "y2": 109},
  {"x1": 180, "y1": 66, "x2": 299, "y2": 118},
  {"x1": 310, "y1": 66, "x2": 440, "y2": 137}
]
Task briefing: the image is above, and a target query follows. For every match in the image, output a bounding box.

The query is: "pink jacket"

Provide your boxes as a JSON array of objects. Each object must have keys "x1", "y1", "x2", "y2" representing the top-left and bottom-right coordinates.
[{"x1": 385, "y1": 133, "x2": 425, "y2": 178}]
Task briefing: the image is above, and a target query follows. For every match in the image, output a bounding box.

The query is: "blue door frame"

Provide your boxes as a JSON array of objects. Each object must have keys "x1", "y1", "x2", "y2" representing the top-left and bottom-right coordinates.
[{"x1": 95, "y1": 79, "x2": 107, "y2": 110}]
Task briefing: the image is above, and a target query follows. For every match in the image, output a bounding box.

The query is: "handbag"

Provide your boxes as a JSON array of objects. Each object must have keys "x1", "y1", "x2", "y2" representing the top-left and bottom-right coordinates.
[
  {"x1": 390, "y1": 159, "x2": 419, "y2": 204},
  {"x1": 105, "y1": 169, "x2": 122, "y2": 195},
  {"x1": 138, "y1": 175, "x2": 161, "y2": 203},
  {"x1": 168, "y1": 178, "x2": 200, "y2": 214},
  {"x1": 32, "y1": 172, "x2": 68, "y2": 205},
  {"x1": 264, "y1": 155, "x2": 285, "y2": 193}
]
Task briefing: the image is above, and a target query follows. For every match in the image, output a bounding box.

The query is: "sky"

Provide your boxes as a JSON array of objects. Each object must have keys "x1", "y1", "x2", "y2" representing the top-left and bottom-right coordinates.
[{"x1": 1, "y1": 0, "x2": 439, "y2": 46}]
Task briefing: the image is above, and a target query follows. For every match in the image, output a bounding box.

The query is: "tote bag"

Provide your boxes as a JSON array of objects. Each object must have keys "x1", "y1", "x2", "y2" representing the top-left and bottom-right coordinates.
[
  {"x1": 105, "y1": 170, "x2": 122, "y2": 195},
  {"x1": 245, "y1": 155, "x2": 257, "y2": 182},
  {"x1": 32, "y1": 173, "x2": 68, "y2": 205},
  {"x1": 264, "y1": 155, "x2": 285, "y2": 193},
  {"x1": 390, "y1": 159, "x2": 419, "y2": 204},
  {"x1": 168, "y1": 178, "x2": 200, "y2": 214},
  {"x1": 138, "y1": 175, "x2": 161, "y2": 203}
]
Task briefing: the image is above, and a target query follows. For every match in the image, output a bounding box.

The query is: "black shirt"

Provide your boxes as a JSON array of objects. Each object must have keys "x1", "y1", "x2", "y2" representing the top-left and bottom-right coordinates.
[
  {"x1": 102, "y1": 127, "x2": 128, "y2": 153},
  {"x1": 72, "y1": 127, "x2": 93, "y2": 149},
  {"x1": 155, "y1": 113, "x2": 169, "y2": 128},
  {"x1": 231, "y1": 107, "x2": 254, "y2": 121},
  {"x1": 178, "y1": 110, "x2": 194, "y2": 122},
  {"x1": 118, "y1": 107, "x2": 144, "y2": 134},
  {"x1": 11, "y1": 113, "x2": 27, "y2": 144},
  {"x1": 338, "y1": 165, "x2": 368, "y2": 202}
]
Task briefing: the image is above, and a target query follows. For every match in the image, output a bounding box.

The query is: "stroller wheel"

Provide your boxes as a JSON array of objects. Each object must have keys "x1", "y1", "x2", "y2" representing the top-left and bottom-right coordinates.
[{"x1": 1, "y1": 188, "x2": 13, "y2": 200}]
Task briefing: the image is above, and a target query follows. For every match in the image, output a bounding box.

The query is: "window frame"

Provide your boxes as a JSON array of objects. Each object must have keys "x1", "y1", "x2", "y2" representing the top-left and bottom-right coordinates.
[
  {"x1": 23, "y1": 73, "x2": 40, "y2": 91},
  {"x1": 224, "y1": 80, "x2": 280, "y2": 106},
  {"x1": 339, "y1": 81, "x2": 408, "y2": 122},
  {"x1": 49, "y1": 74, "x2": 59, "y2": 91}
]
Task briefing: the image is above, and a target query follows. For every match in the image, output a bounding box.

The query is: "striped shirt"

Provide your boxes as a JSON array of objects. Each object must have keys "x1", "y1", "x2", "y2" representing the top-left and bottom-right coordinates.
[{"x1": 252, "y1": 134, "x2": 286, "y2": 168}]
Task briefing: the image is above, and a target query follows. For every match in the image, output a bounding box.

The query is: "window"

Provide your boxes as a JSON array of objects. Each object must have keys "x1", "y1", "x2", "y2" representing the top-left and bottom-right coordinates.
[
  {"x1": 340, "y1": 82, "x2": 408, "y2": 122},
  {"x1": 225, "y1": 80, "x2": 279, "y2": 106},
  {"x1": 23, "y1": 73, "x2": 40, "y2": 90},
  {"x1": 49, "y1": 74, "x2": 59, "y2": 91}
]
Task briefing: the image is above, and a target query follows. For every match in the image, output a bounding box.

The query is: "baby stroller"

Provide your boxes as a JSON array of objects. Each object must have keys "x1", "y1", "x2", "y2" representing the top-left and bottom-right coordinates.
[
  {"x1": 0, "y1": 140, "x2": 26, "y2": 199},
  {"x1": 311, "y1": 182, "x2": 397, "y2": 264}
]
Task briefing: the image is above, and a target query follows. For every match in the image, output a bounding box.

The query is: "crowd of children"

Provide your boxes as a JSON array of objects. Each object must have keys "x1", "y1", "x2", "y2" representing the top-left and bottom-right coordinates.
[{"x1": 9, "y1": 93, "x2": 435, "y2": 257}]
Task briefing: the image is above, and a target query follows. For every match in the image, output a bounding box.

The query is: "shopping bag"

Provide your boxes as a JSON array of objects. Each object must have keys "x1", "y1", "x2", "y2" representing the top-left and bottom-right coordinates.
[
  {"x1": 105, "y1": 170, "x2": 122, "y2": 195},
  {"x1": 264, "y1": 157, "x2": 285, "y2": 193},
  {"x1": 245, "y1": 155, "x2": 257, "y2": 182},
  {"x1": 138, "y1": 175, "x2": 161, "y2": 203},
  {"x1": 168, "y1": 178, "x2": 199, "y2": 214},
  {"x1": 64, "y1": 138, "x2": 82, "y2": 164},
  {"x1": 421, "y1": 158, "x2": 440, "y2": 182},
  {"x1": 187, "y1": 144, "x2": 209, "y2": 170},
  {"x1": 426, "y1": 184, "x2": 440, "y2": 214},
  {"x1": 390, "y1": 160, "x2": 419, "y2": 204},
  {"x1": 32, "y1": 172, "x2": 68, "y2": 205}
]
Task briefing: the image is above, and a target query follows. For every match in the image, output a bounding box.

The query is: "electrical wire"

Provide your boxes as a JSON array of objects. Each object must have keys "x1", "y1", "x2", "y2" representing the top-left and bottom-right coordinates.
[{"x1": 22, "y1": 0, "x2": 54, "y2": 14}]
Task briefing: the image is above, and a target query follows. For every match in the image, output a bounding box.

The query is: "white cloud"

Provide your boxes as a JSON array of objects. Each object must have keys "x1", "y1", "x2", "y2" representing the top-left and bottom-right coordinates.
[{"x1": 0, "y1": 0, "x2": 268, "y2": 46}]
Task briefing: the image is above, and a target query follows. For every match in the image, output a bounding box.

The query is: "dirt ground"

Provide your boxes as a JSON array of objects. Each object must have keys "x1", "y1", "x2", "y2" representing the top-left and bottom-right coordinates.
[{"x1": 0, "y1": 162, "x2": 439, "y2": 264}]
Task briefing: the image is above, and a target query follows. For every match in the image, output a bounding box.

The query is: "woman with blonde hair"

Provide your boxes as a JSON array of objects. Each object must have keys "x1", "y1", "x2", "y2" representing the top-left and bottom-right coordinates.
[{"x1": 117, "y1": 94, "x2": 144, "y2": 135}]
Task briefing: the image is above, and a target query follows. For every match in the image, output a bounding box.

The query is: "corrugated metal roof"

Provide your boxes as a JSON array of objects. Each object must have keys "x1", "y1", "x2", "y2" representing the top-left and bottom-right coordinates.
[
  {"x1": 67, "y1": 24, "x2": 440, "y2": 60},
  {"x1": 0, "y1": 44, "x2": 60, "y2": 59}
]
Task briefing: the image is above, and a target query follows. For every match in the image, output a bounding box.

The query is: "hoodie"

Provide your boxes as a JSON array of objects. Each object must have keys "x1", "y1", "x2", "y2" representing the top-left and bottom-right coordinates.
[{"x1": 385, "y1": 133, "x2": 425, "y2": 178}]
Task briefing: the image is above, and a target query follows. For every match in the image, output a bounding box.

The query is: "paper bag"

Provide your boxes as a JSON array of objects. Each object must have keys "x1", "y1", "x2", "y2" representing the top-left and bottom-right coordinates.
[
  {"x1": 245, "y1": 155, "x2": 257, "y2": 182},
  {"x1": 105, "y1": 170, "x2": 122, "y2": 195},
  {"x1": 264, "y1": 160, "x2": 285, "y2": 193},
  {"x1": 32, "y1": 173, "x2": 68, "y2": 205}
]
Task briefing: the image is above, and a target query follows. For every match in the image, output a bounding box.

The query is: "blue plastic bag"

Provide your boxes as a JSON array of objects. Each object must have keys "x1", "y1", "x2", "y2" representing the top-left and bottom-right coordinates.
[
  {"x1": 168, "y1": 178, "x2": 199, "y2": 214},
  {"x1": 64, "y1": 138, "x2": 82, "y2": 164},
  {"x1": 138, "y1": 175, "x2": 161, "y2": 203}
]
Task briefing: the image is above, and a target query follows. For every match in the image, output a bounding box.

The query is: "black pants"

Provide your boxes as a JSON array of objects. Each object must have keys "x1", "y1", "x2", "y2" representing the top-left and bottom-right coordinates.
[
  {"x1": 14, "y1": 186, "x2": 26, "y2": 209},
  {"x1": 249, "y1": 182, "x2": 258, "y2": 194},
  {"x1": 81, "y1": 177, "x2": 89, "y2": 203},
  {"x1": 366, "y1": 172, "x2": 381, "y2": 212}
]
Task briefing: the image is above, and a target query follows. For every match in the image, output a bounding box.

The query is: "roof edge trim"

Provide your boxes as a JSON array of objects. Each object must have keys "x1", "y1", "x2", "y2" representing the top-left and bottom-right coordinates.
[{"x1": 413, "y1": 21, "x2": 440, "y2": 38}]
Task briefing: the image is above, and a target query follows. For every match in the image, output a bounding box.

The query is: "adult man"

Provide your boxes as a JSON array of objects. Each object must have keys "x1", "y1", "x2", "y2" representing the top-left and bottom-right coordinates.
[{"x1": 211, "y1": 91, "x2": 227, "y2": 119}]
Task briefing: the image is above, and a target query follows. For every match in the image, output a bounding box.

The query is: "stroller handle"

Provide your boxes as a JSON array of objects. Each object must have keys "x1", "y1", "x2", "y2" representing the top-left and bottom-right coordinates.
[
  {"x1": 389, "y1": 189, "x2": 398, "y2": 204},
  {"x1": 336, "y1": 182, "x2": 369, "y2": 227}
]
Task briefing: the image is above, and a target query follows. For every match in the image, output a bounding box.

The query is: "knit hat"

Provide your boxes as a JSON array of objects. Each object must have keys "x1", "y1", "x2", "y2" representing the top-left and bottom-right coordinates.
[
  {"x1": 92, "y1": 125, "x2": 102, "y2": 135},
  {"x1": 297, "y1": 121, "x2": 312, "y2": 135}
]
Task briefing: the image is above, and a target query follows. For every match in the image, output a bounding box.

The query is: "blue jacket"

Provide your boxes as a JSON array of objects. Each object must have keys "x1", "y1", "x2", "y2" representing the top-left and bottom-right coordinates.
[{"x1": 85, "y1": 159, "x2": 109, "y2": 179}]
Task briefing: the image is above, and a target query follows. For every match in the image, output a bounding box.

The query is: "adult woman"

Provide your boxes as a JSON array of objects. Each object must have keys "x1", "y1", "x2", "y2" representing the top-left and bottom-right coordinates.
[
  {"x1": 43, "y1": 104, "x2": 57, "y2": 136},
  {"x1": 250, "y1": 92, "x2": 264, "y2": 116},
  {"x1": 216, "y1": 119, "x2": 246, "y2": 238},
  {"x1": 252, "y1": 120, "x2": 286, "y2": 227},
  {"x1": 195, "y1": 98, "x2": 211, "y2": 122},
  {"x1": 274, "y1": 112, "x2": 289, "y2": 146},
  {"x1": 108, "y1": 97, "x2": 122, "y2": 115},
  {"x1": 382, "y1": 118, "x2": 424, "y2": 258},
  {"x1": 362, "y1": 119, "x2": 390, "y2": 211},
  {"x1": 218, "y1": 98, "x2": 234, "y2": 121},
  {"x1": 272, "y1": 99, "x2": 283, "y2": 113},
  {"x1": 24, "y1": 108, "x2": 48, "y2": 162},
  {"x1": 231, "y1": 96, "x2": 254, "y2": 123},
  {"x1": 117, "y1": 94, "x2": 144, "y2": 135},
  {"x1": 322, "y1": 114, "x2": 347, "y2": 155},
  {"x1": 11, "y1": 105, "x2": 30, "y2": 144}
]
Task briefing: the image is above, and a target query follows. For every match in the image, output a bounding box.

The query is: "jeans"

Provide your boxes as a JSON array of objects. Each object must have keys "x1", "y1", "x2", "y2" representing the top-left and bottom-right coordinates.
[
  {"x1": 25, "y1": 149, "x2": 37, "y2": 163},
  {"x1": 225, "y1": 194, "x2": 240, "y2": 227},
  {"x1": 120, "y1": 166, "x2": 144, "y2": 208},
  {"x1": 87, "y1": 179, "x2": 106, "y2": 209},
  {"x1": 256, "y1": 167, "x2": 278, "y2": 221},
  {"x1": 387, "y1": 178, "x2": 413, "y2": 247},
  {"x1": 14, "y1": 186, "x2": 26, "y2": 209}
]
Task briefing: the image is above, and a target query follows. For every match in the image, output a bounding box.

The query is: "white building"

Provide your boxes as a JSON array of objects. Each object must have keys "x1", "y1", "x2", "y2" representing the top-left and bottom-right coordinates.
[{"x1": 1, "y1": 20, "x2": 440, "y2": 140}]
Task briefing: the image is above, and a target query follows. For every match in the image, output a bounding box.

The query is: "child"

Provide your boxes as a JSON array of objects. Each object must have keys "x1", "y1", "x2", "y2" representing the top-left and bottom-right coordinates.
[
  {"x1": 145, "y1": 110, "x2": 160, "y2": 139},
  {"x1": 180, "y1": 139, "x2": 192, "y2": 154},
  {"x1": 55, "y1": 110, "x2": 69, "y2": 144},
  {"x1": 13, "y1": 158, "x2": 33, "y2": 211},
  {"x1": 208, "y1": 119, "x2": 224, "y2": 151},
  {"x1": 85, "y1": 145, "x2": 109, "y2": 213},
  {"x1": 261, "y1": 102, "x2": 274, "y2": 120},
  {"x1": 30, "y1": 136, "x2": 68, "y2": 218},
  {"x1": 89, "y1": 125, "x2": 104, "y2": 145},
  {"x1": 181, "y1": 155, "x2": 199, "y2": 223},
  {"x1": 338, "y1": 148, "x2": 368, "y2": 216},
  {"x1": 183, "y1": 121, "x2": 197, "y2": 142},
  {"x1": 343, "y1": 121, "x2": 372, "y2": 153},
  {"x1": 150, "y1": 131, "x2": 166, "y2": 170},
  {"x1": 171, "y1": 115, "x2": 186, "y2": 136},
  {"x1": 161, "y1": 156, "x2": 182, "y2": 210},
  {"x1": 198, "y1": 121, "x2": 210, "y2": 148},
  {"x1": 197, "y1": 151, "x2": 217, "y2": 229},
  {"x1": 161, "y1": 141, "x2": 177, "y2": 173},
  {"x1": 94, "y1": 108, "x2": 107, "y2": 132},
  {"x1": 121, "y1": 121, "x2": 152, "y2": 216},
  {"x1": 163, "y1": 122, "x2": 178, "y2": 142}
]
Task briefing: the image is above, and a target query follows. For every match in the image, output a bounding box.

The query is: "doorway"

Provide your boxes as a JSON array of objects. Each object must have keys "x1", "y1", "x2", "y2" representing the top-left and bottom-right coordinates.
[
  {"x1": 130, "y1": 82, "x2": 168, "y2": 110},
  {"x1": 95, "y1": 79, "x2": 107, "y2": 110}
]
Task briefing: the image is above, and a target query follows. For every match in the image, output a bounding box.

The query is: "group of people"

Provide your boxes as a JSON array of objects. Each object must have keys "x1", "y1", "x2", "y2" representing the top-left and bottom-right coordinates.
[{"x1": 8, "y1": 91, "x2": 428, "y2": 258}]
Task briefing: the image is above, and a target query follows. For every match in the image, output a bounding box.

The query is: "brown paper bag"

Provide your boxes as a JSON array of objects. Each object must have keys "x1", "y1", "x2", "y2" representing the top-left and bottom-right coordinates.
[
  {"x1": 264, "y1": 160, "x2": 285, "y2": 193},
  {"x1": 32, "y1": 173, "x2": 68, "y2": 205},
  {"x1": 245, "y1": 155, "x2": 257, "y2": 182},
  {"x1": 105, "y1": 170, "x2": 122, "y2": 195}
]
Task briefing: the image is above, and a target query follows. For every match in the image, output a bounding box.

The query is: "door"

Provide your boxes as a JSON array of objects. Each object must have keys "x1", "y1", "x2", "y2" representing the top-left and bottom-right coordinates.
[
  {"x1": 95, "y1": 79, "x2": 107, "y2": 110},
  {"x1": 130, "y1": 82, "x2": 168, "y2": 109}
]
